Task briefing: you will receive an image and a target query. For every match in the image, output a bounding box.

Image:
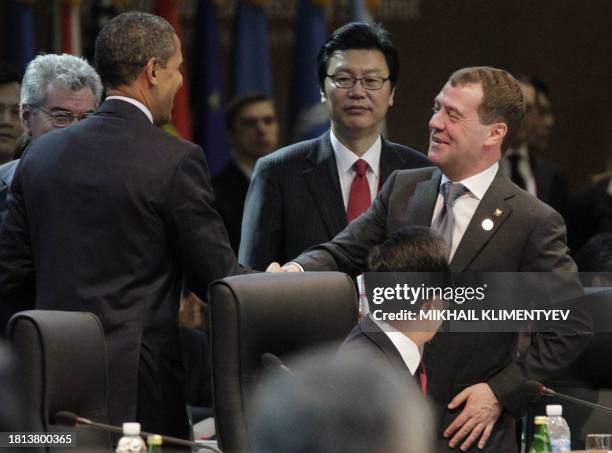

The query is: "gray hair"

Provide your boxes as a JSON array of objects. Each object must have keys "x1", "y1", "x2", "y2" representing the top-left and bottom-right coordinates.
[
  {"x1": 20, "y1": 53, "x2": 103, "y2": 109},
  {"x1": 250, "y1": 347, "x2": 436, "y2": 453},
  {"x1": 94, "y1": 11, "x2": 176, "y2": 88}
]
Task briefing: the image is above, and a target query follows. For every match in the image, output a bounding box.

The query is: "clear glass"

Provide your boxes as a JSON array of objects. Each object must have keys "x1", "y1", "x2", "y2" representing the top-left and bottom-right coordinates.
[{"x1": 585, "y1": 433, "x2": 612, "y2": 450}]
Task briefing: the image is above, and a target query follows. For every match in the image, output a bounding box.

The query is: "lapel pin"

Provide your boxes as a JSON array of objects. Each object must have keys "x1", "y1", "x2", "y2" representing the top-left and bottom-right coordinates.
[
  {"x1": 482, "y1": 218, "x2": 494, "y2": 231},
  {"x1": 494, "y1": 208, "x2": 503, "y2": 218}
]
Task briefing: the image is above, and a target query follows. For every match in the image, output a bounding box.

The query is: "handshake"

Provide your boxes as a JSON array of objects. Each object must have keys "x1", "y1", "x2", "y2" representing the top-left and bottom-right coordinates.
[{"x1": 265, "y1": 262, "x2": 302, "y2": 273}]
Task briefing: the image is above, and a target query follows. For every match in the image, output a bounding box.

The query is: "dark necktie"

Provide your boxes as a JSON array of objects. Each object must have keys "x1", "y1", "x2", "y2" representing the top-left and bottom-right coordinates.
[
  {"x1": 346, "y1": 159, "x2": 371, "y2": 222},
  {"x1": 432, "y1": 182, "x2": 469, "y2": 255},
  {"x1": 507, "y1": 154, "x2": 526, "y2": 190}
]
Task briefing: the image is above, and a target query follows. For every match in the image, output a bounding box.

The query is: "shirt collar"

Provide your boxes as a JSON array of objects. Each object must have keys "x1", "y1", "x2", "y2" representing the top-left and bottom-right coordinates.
[
  {"x1": 330, "y1": 129, "x2": 382, "y2": 178},
  {"x1": 369, "y1": 315, "x2": 421, "y2": 375},
  {"x1": 105, "y1": 96, "x2": 153, "y2": 124},
  {"x1": 440, "y1": 161, "x2": 499, "y2": 201}
]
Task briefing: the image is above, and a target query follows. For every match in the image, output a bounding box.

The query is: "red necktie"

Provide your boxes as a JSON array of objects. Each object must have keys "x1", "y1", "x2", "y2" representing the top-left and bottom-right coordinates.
[
  {"x1": 346, "y1": 159, "x2": 371, "y2": 222},
  {"x1": 417, "y1": 361, "x2": 427, "y2": 396}
]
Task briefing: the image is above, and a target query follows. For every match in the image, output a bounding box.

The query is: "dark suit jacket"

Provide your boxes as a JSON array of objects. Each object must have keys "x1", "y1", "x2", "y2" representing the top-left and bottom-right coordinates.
[
  {"x1": 531, "y1": 153, "x2": 569, "y2": 218},
  {"x1": 239, "y1": 131, "x2": 430, "y2": 270},
  {"x1": 340, "y1": 315, "x2": 415, "y2": 381},
  {"x1": 0, "y1": 159, "x2": 18, "y2": 216},
  {"x1": 0, "y1": 99, "x2": 244, "y2": 437},
  {"x1": 212, "y1": 160, "x2": 250, "y2": 254},
  {"x1": 294, "y1": 167, "x2": 589, "y2": 452}
]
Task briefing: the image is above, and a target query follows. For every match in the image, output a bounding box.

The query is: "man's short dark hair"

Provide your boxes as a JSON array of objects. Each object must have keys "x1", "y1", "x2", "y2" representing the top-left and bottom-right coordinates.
[
  {"x1": 367, "y1": 226, "x2": 449, "y2": 273},
  {"x1": 94, "y1": 12, "x2": 176, "y2": 88},
  {"x1": 448, "y1": 66, "x2": 524, "y2": 152},
  {"x1": 224, "y1": 91, "x2": 275, "y2": 131},
  {"x1": 0, "y1": 62, "x2": 22, "y2": 86},
  {"x1": 317, "y1": 22, "x2": 398, "y2": 91}
]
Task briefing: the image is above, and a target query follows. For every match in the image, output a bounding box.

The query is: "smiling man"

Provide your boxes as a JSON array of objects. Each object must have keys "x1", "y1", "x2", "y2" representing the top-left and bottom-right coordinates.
[
  {"x1": 239, "y1": 22, "x2": 430, "y2": 270},
  {"x1": 0, "y1": 12, "x2": 244, "y2": 439},
  {"x1": 274, "y1": 66, "x2": 589, "y2": 452}
]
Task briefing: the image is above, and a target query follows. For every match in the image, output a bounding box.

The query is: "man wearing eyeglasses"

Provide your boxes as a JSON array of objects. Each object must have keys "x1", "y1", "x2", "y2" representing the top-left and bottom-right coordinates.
[
  {"x1": 239, "y1": 22, "x2": 430, "y2": 270},
  {"x1": 0, "y1": 54, "x2": 102, "y2": 215}
]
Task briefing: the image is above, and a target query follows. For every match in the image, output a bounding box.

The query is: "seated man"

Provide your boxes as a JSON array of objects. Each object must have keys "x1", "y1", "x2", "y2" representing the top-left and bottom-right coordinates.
[{"x1": 341, "y1": 226, "x2": 447, "y2": 387}]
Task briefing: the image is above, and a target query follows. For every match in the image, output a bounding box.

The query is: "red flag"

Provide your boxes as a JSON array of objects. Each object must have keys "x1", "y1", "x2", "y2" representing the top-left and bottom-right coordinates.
[
  {"x1": 58, "y1": 0, "x2": 82, "y2": 55},
  {"x1": 155, "y1": 0, "x2": 193, "y2": 140}
]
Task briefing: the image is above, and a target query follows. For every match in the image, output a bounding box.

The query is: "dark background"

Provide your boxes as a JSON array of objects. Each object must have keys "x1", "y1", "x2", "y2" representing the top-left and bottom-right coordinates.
[{"x1": 1, "y1": 0, "x2": 610, "y2": 187}]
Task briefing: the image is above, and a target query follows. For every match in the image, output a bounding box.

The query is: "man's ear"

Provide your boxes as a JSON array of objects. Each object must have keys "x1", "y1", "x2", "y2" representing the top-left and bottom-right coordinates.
[
  {"x1": 485, "y1": 123, "x2": 507, "y2": 147},
  {"x1": 320, "y1": 89, "x2": 326, "y2": 103},
  {"x1": 20, "y1": 106, "x2": 31, "y2": 132},
  {"x1": 145, "y1": 58, "x2": 159, "y2": 85},
  {"x1": 388, "y1": 86, "x2": 396, "y2": 107}
]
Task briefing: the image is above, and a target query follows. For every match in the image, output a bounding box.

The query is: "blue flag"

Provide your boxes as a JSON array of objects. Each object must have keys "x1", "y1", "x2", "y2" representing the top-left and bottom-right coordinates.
[
  {"x1": 193, "y1": 0, "x2": 231, "y2": 175},
  {"x1": 288, "y1": 0, "x2": 329, "y2": 141},
  {"x1": 2, "y1": 0, "x2": 35, "y2": 71},
  {"x1": 350, "y1": 0, "x2": 373, "y2": 22},
  {"x1": 232, "y1": 0, "x2": 272, "y2": 96}
]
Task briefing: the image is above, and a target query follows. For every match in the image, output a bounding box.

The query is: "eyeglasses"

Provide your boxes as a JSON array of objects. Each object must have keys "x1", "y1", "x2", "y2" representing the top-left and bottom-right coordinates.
[
  {"x1": 33, "y1": 106, "x2": 93, "y2": 127},
  {"x1": 326, "y1": 74, "x2": 390, "y2": 90}
]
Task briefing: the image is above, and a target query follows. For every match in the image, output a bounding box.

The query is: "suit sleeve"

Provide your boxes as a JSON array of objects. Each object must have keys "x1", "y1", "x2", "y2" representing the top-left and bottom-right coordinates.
[
  {"x1": 293, "y1": 171, "x2": 399, "y2": 275},
  {"x1": 166, "y1": 145, "x2": 247, "y2": 300},
  {"x1": 487, "y1": 209, "x2": 591, "y2": 416},
  {"x1": 0, "y1": 161, "x2": 35, "y2": 334},
  {"x1": 239, "y1": 158, "x2": 284, "y2": 270}
]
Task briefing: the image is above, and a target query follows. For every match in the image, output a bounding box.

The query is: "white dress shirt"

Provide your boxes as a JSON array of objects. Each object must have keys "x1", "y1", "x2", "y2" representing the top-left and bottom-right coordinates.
[
  {"x1": 330, "y1": 129, "x2": 382, "y2": 210},
  {"x1": 432, "y1": 162, "x2": 499, "y2": 260},
  {"x1": 105, "y1": 96, "x2": 153, "y2": 124},
  {"x1": 501, "y1": 144, "x2": 537, "y2": 196},
  {"x1": 370, "y1": 315, "x2": 422, "y2": 375}
]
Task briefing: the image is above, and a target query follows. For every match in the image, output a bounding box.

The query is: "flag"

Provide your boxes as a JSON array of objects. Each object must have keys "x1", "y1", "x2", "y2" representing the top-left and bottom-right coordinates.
[
  {"x1": 232, "y1": 0, "x2": 272, "y2": 96},
  {"x1": 1, "y1": 0, "x2": 36, "y2": 72},
  {"x1": 350, "y1": 0, "x2": 374, "y2": 22},
  {"x1": 86, "y1": 0, "x2": 120, "y2": 61},
  {"x1": 288, "y1": 0, "x2": 329, "y2": 141},
  {"x1": 53, "y1": 0, "x2": 83, "y2": 56},
  {"x1": 156, "y1": 0, "x2": 193, "y2": 140},
  {"x1": 193, "y1": 0, "x2": 231, "y2": 174}
]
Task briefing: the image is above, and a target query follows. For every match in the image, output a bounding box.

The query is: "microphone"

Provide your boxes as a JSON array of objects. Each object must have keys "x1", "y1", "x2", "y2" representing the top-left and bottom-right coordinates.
[
  {"x1": 53, "y1": 411, "x2": 220, "y2": 452},
  {"x1": 261, "y1": 352, "x2": 292, "y2": 374},
  {"x1": 523, "y1": 381, "x2": 612, "y2": 415}
]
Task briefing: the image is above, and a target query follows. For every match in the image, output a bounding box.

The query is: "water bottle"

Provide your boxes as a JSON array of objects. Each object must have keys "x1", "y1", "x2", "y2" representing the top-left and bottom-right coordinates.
[
  {"x1": 530, "y1": 416, "x2": 551, "y2": 452},
  {"x1": 546, "y1": 405, "x2": 571, "y2": 452},
  {"x1": 116, "y1": 422, "x2": 147, "y2": 453}
]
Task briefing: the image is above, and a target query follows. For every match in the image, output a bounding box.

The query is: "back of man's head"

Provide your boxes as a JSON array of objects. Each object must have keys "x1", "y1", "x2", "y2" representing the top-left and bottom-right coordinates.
[
  {"x1": 448, "y1": 66, "x2": 524, "y2": 152},
  {"x1": 94, "y1": 11, "x2": 175, "y2": 89},
  {"x1": 250, "y1": 348, "x2": 435, "y2": 453},
  {"x1": 20, "y1": 53, "x2": 103, "y2": 110},
  {"x1": 367, "y1": 226, "x2": 449, "y2": 273},
  {"x1": 317, "y1": 22, "x2": 398, "y2": 91}
]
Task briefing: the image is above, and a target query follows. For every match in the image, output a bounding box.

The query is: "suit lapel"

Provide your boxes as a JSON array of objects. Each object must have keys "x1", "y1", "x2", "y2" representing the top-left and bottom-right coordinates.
[
  {"x1": 450, "y1": 171, "x2": 514, "y2": 271},
  {"x1": 361, "y1": 316, "x2": 411, "y2": 376},
  {"x1": 379, "y1": 138, "x2": 402, "y2": 186},
  {"x1": 302, "y1": 133, "x2": 347, "y2": 236},
  {"x1": 403, "y1": 169, "x2": 442, "y2": 227}
]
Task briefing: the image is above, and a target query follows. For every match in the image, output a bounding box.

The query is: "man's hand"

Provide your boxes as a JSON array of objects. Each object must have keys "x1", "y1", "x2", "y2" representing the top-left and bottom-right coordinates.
[
  {"x1": 266, "y1": 262, "x2": 303, "y2": 272},
  {"x1": 443, "y1": 383, "x2": 502, "y2": 451}
]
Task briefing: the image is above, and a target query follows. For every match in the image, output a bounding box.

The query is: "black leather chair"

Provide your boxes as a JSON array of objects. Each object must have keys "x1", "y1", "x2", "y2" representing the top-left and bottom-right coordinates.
[
  {"x1": 8, "y1": 310, "x2": 112, "y2": 452},
  {"x1": 209, "y1": 272, "x2": 358, "y2": 452}
]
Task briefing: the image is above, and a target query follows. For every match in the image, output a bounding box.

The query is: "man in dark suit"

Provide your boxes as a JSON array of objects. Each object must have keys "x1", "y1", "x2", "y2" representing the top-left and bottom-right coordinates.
[
  {"x1": 239, "y1": 22, "x2": 430, "y2": 270},
  {"x1": 0, "y1": 12, "x2": 244, "y2": 438},
  {"x1": 501, "y1": 76, "x2": 569, "y2": 218},
  {"x1": 0, "y1": 63, "x2": 23, "y2": 165},
  {"x1": 212, "y1": 91, "x2": 279, "y2": 253},
  {"x1": 273, "y1": 67, "x2": 589, "y2": 452},
  {"x1": 341, "y1": 226, "x2": 448, "y2": 386}
]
